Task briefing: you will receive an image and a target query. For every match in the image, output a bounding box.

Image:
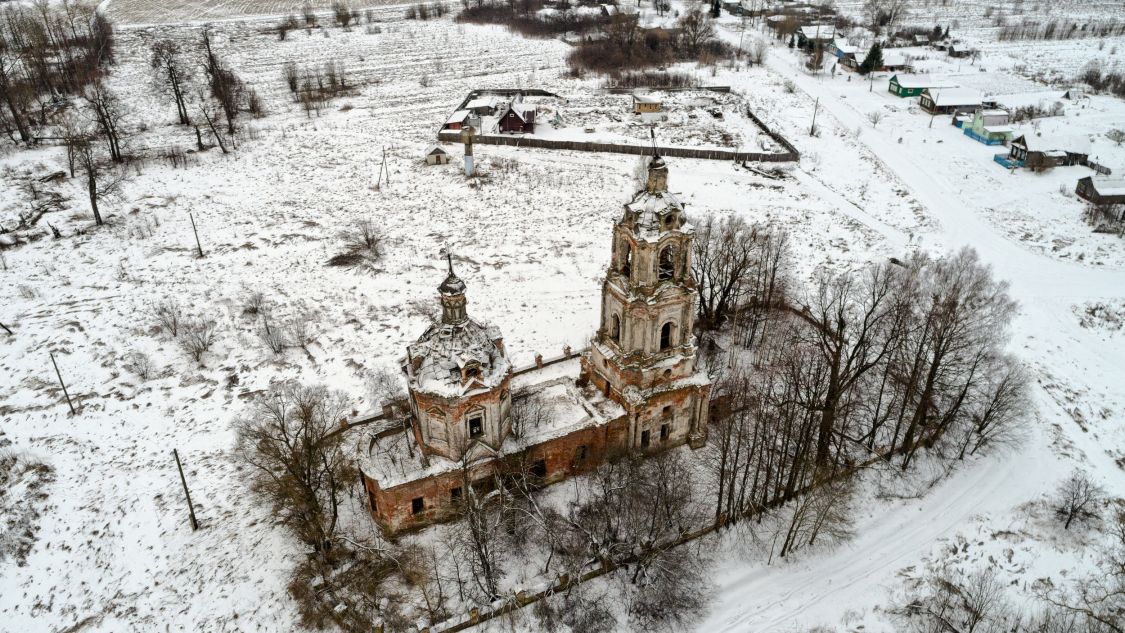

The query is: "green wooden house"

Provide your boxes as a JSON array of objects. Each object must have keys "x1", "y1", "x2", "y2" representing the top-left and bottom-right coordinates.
[
  {"x1": 963, "y1": 109, "x2": 1013, "y2": 145},
  {"x1": 887, "y1": 74, "x2": 957, "y2": 98}
]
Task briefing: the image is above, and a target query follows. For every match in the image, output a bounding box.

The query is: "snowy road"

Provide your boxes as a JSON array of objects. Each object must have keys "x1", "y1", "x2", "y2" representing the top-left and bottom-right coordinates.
[{"x1": 694, "y1": 39, "x2": 1125, "y2": 632}]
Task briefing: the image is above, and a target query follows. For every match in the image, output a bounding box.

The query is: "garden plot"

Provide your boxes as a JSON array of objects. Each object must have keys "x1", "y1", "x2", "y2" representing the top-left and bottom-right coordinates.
[
  {"x1": 105, "y1": 0, "x2": 404, "y2": 27},
  {"x1": 475, "y1": 90, "x2": 781, "y2": 153}
]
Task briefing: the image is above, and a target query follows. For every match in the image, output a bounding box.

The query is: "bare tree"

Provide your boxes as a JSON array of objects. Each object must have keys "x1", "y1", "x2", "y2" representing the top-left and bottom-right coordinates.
[
  {"x1": 180, "y1": 318, "x2": 217, "y2": 363},
  {"x1": 235, "y1": 382, "x2": 352, "y2": 556},
  {"x1": 150, "y1": 39, "x2": 192, "y2": 125},
  {"x1": 691, "y1": 215, "x2": 767, "y2": 328},
  {"x1": 333, "y1": 1, "x2": 355, "y2": 27},
  {"x1": 895, "y1": 566, "x2": 1014, "y2": 633},
  {"x1": 678, "y1": 8, "x2": 716, "y2": 57},
  {"x1": 867, "y1": 110, "x2": 884, "y2": 127},
  {"x1": 749, "y1": 36, "x2": 769, "y2": 66},
  {"x1": 0, "y1": 31, "x2": 33, "y2": 143},
  {"x1": 82, "y1": 80, "x2": 127, "y2": 162},
  {"x1": 194, "y1": 87, "x2": 228, "y2": 153},
  {"x1": 1053, "y1": 470, "x2": 1106, "y2": 530},
  {"x1": 74, "y1": 136, "x2": 128, "y2": 226},
  {"x1": 151, "y1": 298, "x2": 183, "y2": 336},
  {"x1": 1034, "y1": 509, "x2": 1125, "y2": 632}
]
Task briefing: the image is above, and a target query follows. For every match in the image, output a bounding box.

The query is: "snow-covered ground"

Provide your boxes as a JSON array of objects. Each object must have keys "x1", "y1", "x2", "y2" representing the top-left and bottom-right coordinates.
[{"x1": 2, "y1": 1, "x2": 1125, "y2": 631}]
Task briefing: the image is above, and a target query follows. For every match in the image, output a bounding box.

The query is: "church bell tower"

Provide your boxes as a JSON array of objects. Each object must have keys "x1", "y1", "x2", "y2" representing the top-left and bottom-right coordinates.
[{"x1": 583, "y1": 156, "x2": 710, "y2": 451}]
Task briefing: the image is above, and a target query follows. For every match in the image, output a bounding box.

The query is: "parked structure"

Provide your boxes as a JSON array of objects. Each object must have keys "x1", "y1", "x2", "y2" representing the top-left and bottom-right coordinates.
[
  {"x1": 357, "y1": 158, "x2": 711, "y2": 534},
  {"x1": 888, "y1": 74, "x2": 957, "y2": 98},
  {"x1": 920, "y1": 87, "x2": 982, "y2": 115}
]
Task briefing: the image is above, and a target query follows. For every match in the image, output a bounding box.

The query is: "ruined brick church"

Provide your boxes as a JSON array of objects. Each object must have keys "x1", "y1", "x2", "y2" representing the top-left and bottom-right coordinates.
[{"x1": 358, "y1": 157, "x2": 711, "y2": 534}]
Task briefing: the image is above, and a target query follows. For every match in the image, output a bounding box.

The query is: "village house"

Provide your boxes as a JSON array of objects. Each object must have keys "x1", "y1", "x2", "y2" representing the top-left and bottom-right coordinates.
[
  {"x1": 497, "y1": 100, "x2": 536, "y2": 134},
  {"x1": 887, "y1": 74, "x2": 957, "y2": 98},
  {"x1": 465, "y1": 96, "x2": 500, "y2": 117},
  {"x1": 1002, "y1": 134, "x2": 1089, "y2": 170},
  {"x1": 357, "y1": 157, "x2": 711, "y2": 535},
  {"x1": 828, "y1": 39, "x2": 858, "y2": 64},
  {"x1": 633, "y1": 94, "x2": 662, "y2": 114},
  {"x1": 879, "y1": 50, "x2": 912, "y2": 73},
  {"x1": 947, "y1": 43, "x2": 972, "y2": 58},
  {"x1": 919, "y1": 87, "x2": 982, "y2": 115},
  {"x1": 797, "y1": 24, "x2": 835, "y2": 49},
  {"x1": 1076, "y1": 176, "x2": 1125, "y2": 209},
  {"x1": 963, "y1": 109, "x2": 1014, "y2": 145}
]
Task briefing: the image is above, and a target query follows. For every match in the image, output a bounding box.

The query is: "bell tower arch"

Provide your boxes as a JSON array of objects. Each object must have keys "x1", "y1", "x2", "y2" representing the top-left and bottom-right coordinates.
[{"x1": 584, "y1": 156, "x2": 710, "y2": 452}]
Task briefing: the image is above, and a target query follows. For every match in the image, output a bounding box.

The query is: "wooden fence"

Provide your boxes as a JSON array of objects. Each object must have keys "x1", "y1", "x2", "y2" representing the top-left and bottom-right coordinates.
[
  {"x1": 437, "y1": 130, "x2": 798, "y2": 163},
  {"x1": 439, "y1": 89, "x2": 800, "y2": 164}
]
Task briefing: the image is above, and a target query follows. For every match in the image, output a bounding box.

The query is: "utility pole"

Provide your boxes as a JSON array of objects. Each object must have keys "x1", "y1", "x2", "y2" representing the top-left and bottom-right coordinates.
[
  {"x1": 0, "y1": 321, "x2": 11, "y2": 336},
  {"x1": 49, "y1": 351, "x2": 76, "y2": 415},
  {"x1": 173, "y1": 448, "x2": 200, "y2": 531},
  {"x1": 189, "y1": 213, "x2": 204, "y2": 258},
  {"x1": 810, "y1": 97, "x2": 820, "y2": 136}
]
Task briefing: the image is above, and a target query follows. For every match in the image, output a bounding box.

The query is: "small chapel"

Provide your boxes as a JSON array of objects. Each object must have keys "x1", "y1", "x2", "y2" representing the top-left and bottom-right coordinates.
[{"x1": 357, "y1": 156, "x2": 712, "y2": 534}]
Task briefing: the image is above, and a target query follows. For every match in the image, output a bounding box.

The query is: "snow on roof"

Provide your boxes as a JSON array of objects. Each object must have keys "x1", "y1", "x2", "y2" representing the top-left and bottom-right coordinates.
[
  {"x1": 1088, "y1": 178, "x2": 1125, "y2": 196},
  {"x1": 425, "y1": 145, "x2": 447, "y2": 155},
  {"x1": 800, "y1": 25, "x2": 834, "y2": 39},
  {"x1": 891, "y1": 74, "x2": 957, "y2": 89},
  {"x1": 466, "y1": 96, "x2": 499, "y2": 109},
  {"x1": 978, "y1": 109, "x2": 1009, "y2": 117},
  {"x1": 633, "y1": 94, "x2": 661, "y2": 104},
  {"x1": 405, "y1": 315, "x2": 509, "y2": 399},
  {"x1": 446, "y1": 109, "x2": 469, "y2": 123},
  {"x1": 358, "y1": 358, "x2": 625, "y2": 489},
  {"x1": 882, "y1": 51, "x2": 908, "y2": 67},
  {"x1": 600, "y1": 3, "x2": 617, "y2": 15},
  {"x1": 831, "y1": 39, "x2": 858, "y2": 54},
  {"x1": 983, "y1": 125, "x2": 1014, "y2": 134},
  {"x1": 988, "y1": 91, "x2": 1066, "y2": 110},
  {"x1": 1014, "y1": 132, "x2": 1092, "y2": 154},
  {"x1": 926, "y1": 87, "x2": 982, "y2": 106}
]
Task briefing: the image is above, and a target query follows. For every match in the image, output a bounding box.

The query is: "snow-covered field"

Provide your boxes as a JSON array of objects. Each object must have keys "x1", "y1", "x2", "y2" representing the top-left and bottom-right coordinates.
[
  {"x1": 104, "y1": 0, "x2": 405, "y2": 25},
  {"x1": 2, "y1": 0, "x2": 1125, "y2": 631}
]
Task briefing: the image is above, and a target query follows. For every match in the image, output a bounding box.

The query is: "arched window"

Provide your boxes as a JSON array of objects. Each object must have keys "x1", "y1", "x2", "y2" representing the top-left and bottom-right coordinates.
[
  {"x1": 621, "y1": 243, "x2": 632, "y2": 277},
  {"x1": 610, "y1": 314, "x2": 621, "y2": 342},
  {"x1": 658, "y1": 246, "x2": 675, "y2": 281},
  {"x1": 660, "y1": 321, "x2": 675, "y2": 350}
]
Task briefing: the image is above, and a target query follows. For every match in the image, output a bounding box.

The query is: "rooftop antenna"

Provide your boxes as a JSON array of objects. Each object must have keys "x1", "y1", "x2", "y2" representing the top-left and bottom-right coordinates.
[
  {"x1": 649, "y1": 127, "x2": 657, "y2": 157},
  {"x1": 446, "y1": 252, "x2": 454, "y2": 276}
]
